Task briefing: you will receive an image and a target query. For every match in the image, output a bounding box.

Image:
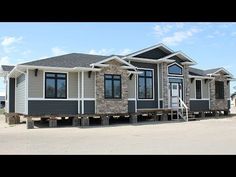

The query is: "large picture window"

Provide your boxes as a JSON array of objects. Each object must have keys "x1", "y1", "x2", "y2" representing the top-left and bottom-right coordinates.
[
  {"x1": 196, "y1": 80, "x2": 202, "y2": 99},
  {"x1": 168, "y1": 64, "x2": 182, "y2": 75},
  {"x1": 138, "y1": 70, "x2": 153, "y2": 99},
  {"x1": 215, "y1": 81, "x2": 224, "y2": 99},
  {"x1": 104, "y1": 74, "x2": 121, "y2": 99},
  {"x1": 45, "y1": 73, "x2": 67, "y2": 99}
]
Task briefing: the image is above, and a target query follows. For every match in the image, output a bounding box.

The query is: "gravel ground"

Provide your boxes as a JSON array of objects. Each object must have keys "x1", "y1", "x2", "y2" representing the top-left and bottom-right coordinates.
[{"x1": 1, "y1": 110, "x2": 236, "y2": 154}]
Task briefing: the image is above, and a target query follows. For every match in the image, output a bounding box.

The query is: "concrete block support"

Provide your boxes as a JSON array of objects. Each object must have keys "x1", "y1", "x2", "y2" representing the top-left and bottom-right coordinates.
[
  {"x1": 200, "y1": 112, "x2": 205, "y2": 118},
  {"x1": 129, "y1": 115, "x2": 138, "y2": 124},
  {"x1": 49, "y1": 118, "x2": 57, "y2": 127},
  {"x1": 161, "y1": 113, "x2": 168, "y2": 121},
  {"x1": 26, "y1": 117, "x2": 34, "y2": 129},
  {"x1": 72, "y1": 117, "x2": 79, "y2": 126},
  {"x1": 101, "y1": 116, "x2": 109, "y2": 126},
  {"x1": 81, "y1": 117, "x2": 89, "y2": 127}
]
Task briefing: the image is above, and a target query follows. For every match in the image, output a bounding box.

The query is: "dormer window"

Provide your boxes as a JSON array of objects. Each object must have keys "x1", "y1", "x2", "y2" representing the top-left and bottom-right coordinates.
[{"x1": 168, "y1": 63, "x2": 183, "y2": 75}]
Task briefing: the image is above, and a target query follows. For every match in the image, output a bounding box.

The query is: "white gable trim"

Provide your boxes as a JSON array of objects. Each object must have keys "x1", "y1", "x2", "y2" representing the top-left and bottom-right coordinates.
[
  {"x1": 125, "y1": 43, "x2": 174, "y2": 58},
  {"x1": 91, "y1": 56, "x2": 136, "y2": 69},
  {"x1": 161, "y1": 51, "x2": 197, "y2": 64},
  {"x1": 211, "y1": 68, "x2": 233, "y2": 78}
]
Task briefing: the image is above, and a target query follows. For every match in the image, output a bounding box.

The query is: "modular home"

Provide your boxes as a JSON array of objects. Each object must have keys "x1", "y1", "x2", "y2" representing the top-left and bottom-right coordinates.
[{"x1": 0, "y1": 43, "x2": 233, "y2": 126}]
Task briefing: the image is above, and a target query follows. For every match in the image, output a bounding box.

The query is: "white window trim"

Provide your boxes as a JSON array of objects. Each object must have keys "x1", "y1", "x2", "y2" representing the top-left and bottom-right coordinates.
[
  {"x1": 195, "y1": 79, "x2": 203, "y2": 99},
  {"x1": 167, "y1": 62, "x2": 183, "y2": 76},
  {"x1": 43, "y1": 70, "x2": 69, "y2": 100},
  {"x1": 137, "y1": 68, "x2": 155, "y2": 101}
]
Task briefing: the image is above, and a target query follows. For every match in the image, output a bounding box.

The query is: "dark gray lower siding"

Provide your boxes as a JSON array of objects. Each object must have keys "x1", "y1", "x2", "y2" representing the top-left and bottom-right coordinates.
[
  {"x1": 190, "y1": 100, "x2": 209, "y2": 112},
  {"x1": 228, "y1": 100, "x2": 231, "y2": 110},
  {"x1": 137, "y1": 100, "x2": 158, "y2": 109},
  {"x1": 160, "y1": 100, "x2": 163, "y2": 108},
  {"x1": 9, "y1": 78, "x2": 15, "y2": 113},
  {"x1": 128, "y1": 101, "x2": 135, "y2": 113},
  {"x1": 84, "y1": 100, "x2": 95, "y2": 114},
  {"x1": 28, "y1": 100, "x2": 78, "y2": 116}
]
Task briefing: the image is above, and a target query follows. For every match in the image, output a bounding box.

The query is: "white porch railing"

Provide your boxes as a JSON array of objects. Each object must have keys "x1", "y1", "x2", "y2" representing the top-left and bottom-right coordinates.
[{"x1": 178, "y1": 96, "x2": 188, "y2": 122}]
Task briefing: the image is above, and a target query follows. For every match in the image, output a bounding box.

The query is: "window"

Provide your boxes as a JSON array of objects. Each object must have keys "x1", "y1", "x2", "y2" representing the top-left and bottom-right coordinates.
[
  {"x1": 196, "y1": 80, "x2": 202, "y2": 99},
  {"x1": 45, "y1": 73, "x2": 67, "y2": 98},
  {"x1": 138, "y1": 70, "x2": 153, "y2": 99},
  {"x1": 168, "y1": 64, "x2": 182, "y2": 75},
  {"x1": 215, "y1": 81, "x2": 224, "y2": 99},
  {"x1": 104, "y1": 74, "x2": 121, "y2": 99}
]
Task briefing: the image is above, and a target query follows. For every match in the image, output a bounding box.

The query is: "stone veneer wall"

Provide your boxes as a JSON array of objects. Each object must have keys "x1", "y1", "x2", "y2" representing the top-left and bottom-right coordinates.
[
  {"x1": 183, "y1": 65, "x2": 190, "y2": 107},
  {"x1": 162, "y1": 63, "x2": 190, "y2": 108},
  {"x1": 162, "y1": 62, "x2": 168, "y2": 108},
  {"x1": 210, "y1": 72, "x2": 229, "y2": 110},
  {"x1": 96, "y1": 60, "x2": 129, "y2": 114}
]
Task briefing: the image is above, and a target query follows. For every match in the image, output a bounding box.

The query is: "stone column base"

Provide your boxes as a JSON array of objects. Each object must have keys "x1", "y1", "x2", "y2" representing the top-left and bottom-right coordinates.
[
  {"x1": 26, "y1": 117, "x2": 34, "y2": 129},
  {"x1": 72, "y1": 117, "x2": 79, "y2": 126},
  {"x1": 49, "y1": 119, "x2": 57, "y2": 127},
  {"x1": 81, "y1": 117, "x2": 89, "y2": 127},
  {"x1": 129, "y1": 115, "x2": 138, "y2": 124}
]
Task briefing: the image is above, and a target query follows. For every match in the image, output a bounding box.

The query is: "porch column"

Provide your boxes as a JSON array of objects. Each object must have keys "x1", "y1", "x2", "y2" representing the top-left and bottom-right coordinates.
[
  {"x1": 183, "y1": 65, "x2": 190, "y2": 108},
  {"x1": 162, "y1": 62, "x2": 169, "y2": 108}
]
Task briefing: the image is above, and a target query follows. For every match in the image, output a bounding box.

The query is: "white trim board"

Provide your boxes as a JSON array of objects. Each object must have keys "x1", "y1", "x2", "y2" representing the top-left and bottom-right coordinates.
[{"x1": 137, "y1": 68, "x2": 155, "y2": 101}]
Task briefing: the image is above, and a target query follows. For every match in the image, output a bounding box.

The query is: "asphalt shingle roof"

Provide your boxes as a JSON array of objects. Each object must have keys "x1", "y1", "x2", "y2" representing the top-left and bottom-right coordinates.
[
  {"x1": 1, "y1": 65, "x2": 15, "y2": 72},
  {"x1": 20, "y1": 53, "x2": 110, "y2": 68},
  {"x1": 189, "y1": 67, "x2": 223, "y2": 76}
]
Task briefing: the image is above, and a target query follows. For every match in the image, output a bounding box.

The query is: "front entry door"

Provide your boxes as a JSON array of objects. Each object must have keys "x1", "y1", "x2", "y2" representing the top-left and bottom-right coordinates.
[{"x1": 171, "y1": 83, "x2": 179, "y2": 108}]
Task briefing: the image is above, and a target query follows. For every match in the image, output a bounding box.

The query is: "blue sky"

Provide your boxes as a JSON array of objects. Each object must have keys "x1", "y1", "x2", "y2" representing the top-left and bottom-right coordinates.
[{"x1": 1, "y1": 22, "x2": 236, "y2": 95}]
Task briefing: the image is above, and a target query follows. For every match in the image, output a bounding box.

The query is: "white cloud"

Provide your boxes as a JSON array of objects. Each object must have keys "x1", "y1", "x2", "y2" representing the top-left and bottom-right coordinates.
[
  {"x1": 161, "y1": 28, "x2": 201, "y2": 46},
  {"x1": 1, "y1": 36, "x2": 23, "y2": 47},
  {"x1": 0, "y1": 56, "x2": 11, "y2": 65},
  {"x1": 154, "y1": 25, "x2": 172, "y2": 36},
  {"x1": 119, "y1": 48, "x2": 131, "y2": 55},
  {"x1": 39, "y1": 56, "x2": 49, "y2": 59},
  {"x1": 88, "y1": 49, "x2": 114, "y2": 55},
  {"x1": 51, "y1": 47, "x2": 67, "y2": 56}
]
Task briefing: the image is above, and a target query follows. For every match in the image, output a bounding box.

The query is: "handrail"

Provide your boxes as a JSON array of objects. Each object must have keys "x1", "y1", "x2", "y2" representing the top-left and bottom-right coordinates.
[{"x1": 178, "y1": 97, "x2": 188, "y2": 122}]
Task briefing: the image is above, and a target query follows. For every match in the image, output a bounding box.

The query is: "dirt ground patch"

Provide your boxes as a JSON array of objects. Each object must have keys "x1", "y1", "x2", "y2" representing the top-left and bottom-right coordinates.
[{"x1": 1, "y1": 114, "x2": 236, "y2": 154}]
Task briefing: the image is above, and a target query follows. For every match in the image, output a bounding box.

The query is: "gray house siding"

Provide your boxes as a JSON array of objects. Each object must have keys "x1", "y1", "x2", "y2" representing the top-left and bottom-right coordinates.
[
  {"x1": 128, "y1": 101, "x2": 135, "y2": 113},
  {"x1": 69, "y1": 72, "x2": 78, "y2": 98},
  {"x1": 15, "y1": 74, "x2": 25, "y2": 114},
  {"x1": 189, "y1": 79, "x2": 209, "y2": 99},
  {"x1": 131, "y1": 62, "x2": 158, "y2": 109},
  {"x1": 84, "y1": 71, "x2": 95, "y2": 98},
  {"x1": 190, "y1": 100, "x2": 209, "y2": 112},
  {"x1": 28, "y1": 69, "x2": 43, "y2": 98},
  {"x1": 28, "y1": 100, "x2": 78, "y2": 116},
  {"x1": 84, "y1": 100, "x2": 95, "y2": 114},
  {"x1": 128, "y1": 75, "x2": 135, "y2": 98},
  {"x1": 9, "y1": 78, "x2": 15, "y2": 113}
]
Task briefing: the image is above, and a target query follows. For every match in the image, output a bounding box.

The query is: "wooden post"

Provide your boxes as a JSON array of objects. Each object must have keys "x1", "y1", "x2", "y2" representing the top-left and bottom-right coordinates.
[{"x1": 26, "y1": 117, "x2": 34, "y2": 129}]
